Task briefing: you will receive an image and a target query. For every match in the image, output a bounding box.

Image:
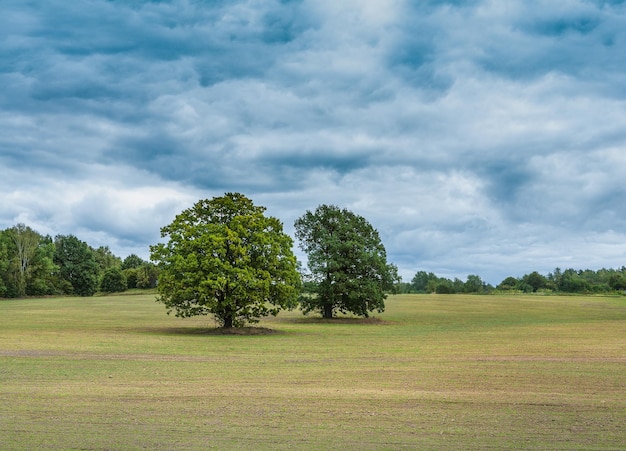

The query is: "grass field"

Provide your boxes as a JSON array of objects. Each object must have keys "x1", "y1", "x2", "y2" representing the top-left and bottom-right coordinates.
[{"x1": 1, "y1": 293, "x2": 625, "y2": 450}]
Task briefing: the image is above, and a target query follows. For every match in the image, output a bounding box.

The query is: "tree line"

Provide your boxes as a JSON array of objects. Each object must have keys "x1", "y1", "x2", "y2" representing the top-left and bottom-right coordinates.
[
  {"x1": 4, "y1": 193, "x2": 624, "y2": 329},
  {"x1": 402, "y1": 267, "x2": 626, "y2": 294},
  {"x1": 1, "y1": 194, "x2": 399, "y2": 330},
  {"x1": 0, "y1": 224, "x2": 157, "y2": 298}
]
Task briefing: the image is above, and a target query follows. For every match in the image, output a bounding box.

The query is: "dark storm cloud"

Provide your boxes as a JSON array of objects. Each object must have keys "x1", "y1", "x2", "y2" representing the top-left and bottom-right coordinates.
[{"x1": 2, "y1": 0, "x2": 626, "y2": 283}]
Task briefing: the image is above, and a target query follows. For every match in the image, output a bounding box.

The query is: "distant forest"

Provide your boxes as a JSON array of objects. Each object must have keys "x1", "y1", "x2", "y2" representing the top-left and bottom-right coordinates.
[
  {"x1": 0, "y1": 224, "x2": 157, "y2": 298},
  {"x1": 1, "y1": 223, "x2": 625, "y2": 299},
  {"x1": 399, "y1": 268, "x2": 626, "y2": 295}
]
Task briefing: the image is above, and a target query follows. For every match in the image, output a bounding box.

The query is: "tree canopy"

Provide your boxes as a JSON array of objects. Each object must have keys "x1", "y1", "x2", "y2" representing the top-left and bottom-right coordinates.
[
  {"x1": 0, "y1": 224, "x2": 57, "y2": 297},
  {"x1": 150, "y1": 193, "x2": 301, "y2": 328},
  {"x1": 54, "y1": 235, "x2": 99, "y2": 296},
  {"x1": 294, "y1": 204, "x2": 399, "y2": 319},
  {"x1": 100, "y1": 267, "x2": 127, "y2": 293},
  {"x1": 122, "y1": 254, "x2": 145, "y2": 270}
]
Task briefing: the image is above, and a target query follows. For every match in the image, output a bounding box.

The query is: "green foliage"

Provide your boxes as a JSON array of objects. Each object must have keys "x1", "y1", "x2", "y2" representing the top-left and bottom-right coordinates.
[
  {"x1": 294, "y1": 204, "x2": 399, "y2": 318},
  {"x1": 464, "y1": 274, "x2": 486, "y2": 293},
  {"x1": 0, "y1": 233, "x2": 10, "y2": 297},
  {"x1": 123, "y1": 267, "x2": 138, "y2": 289},
  {"x1": 497, "y1": 276, "x2": 519, "y2": 291},
  {"x1": 121, "y1": 254, "x2": 145, "y2": 270},
  {"x1": 411, "y1": 271, "x2": 491, "y2": 294},
  {"x1": 0, "y1": 226, "x2": 59, "y2": 297},
  {"x1": 394, "y1": 281, "x2": 414, "y2": 293},
  {"x1": 411, "y1": 270, "x2": 438, "y2": 293},
  {"x1": 608, "y1": 273, "x2": 626, "y2": 291},
  {"x1": 435, "y1": 282, "x2": 454, "y2": 294},
  {"x1": 135, "y1": 263, "x2": 158, "y2": 289},
  {"x1": 100, "y1": 267, "x2": 127, "y2": 293},
  {"x1": 93, "y1": 246, "x2": 122, "y2": 279},
  {"x1": 25, "y1": 238, "x2": 58, "y2": 296},
  {"x1": 522, "y1": 271, "x2": 547, "y2": 292},
  {"x1": 495, "y1": 267, "x2": 626, "y2": 294},
  {"x1": 0, "y1": 218, "x2": 623, "y2": 303},
  {"x1": 122, "y1": 262, "x2": 158, "y2": 289},
  {"x1": 5, "y1": 224, "x2": 42, "y2": 297},
  {"x1": 54, "y1": 235, "x2": 99, "y2": 297},
  {"x1": 150, "y1": 193, "x2": 301, "y2": 328}
]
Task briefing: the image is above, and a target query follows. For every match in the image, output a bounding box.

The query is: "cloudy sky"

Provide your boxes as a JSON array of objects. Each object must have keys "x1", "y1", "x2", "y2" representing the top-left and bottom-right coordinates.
[{"x1": 2, "y1": 0, "x2": 626, "y2": 284}]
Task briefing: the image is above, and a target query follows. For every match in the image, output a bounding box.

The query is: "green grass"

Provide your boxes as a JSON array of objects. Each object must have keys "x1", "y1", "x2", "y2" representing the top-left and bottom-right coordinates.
[{"x1": 1, "y1": 293, "x2": 625, "y2": 450}]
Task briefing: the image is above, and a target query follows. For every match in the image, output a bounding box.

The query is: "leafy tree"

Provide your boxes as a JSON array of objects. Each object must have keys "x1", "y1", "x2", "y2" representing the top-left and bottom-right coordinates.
[
  {"x1": 452, "y1": 277, "x2": 465, "y2": 293},
  {"x1": 608, "y1": 273, "x2": 626, "y2": 291},
  {"x1": 123, "y1": 268, "x2": 139, "y2": 289},
  {"x1": 25, "y1": 236, "x2": 58, "y2": 296},
  {"x1": 0, "y1": 226, "x2": 59, "y2": 297},
  {"x1": 435, "y1": 281, "x2": 454, "y2": 294},
  {"x1": 122, "y1": 254, "x2": 145, "y2": 270},
  {"x1": 150, "y1": 193, "x2": 301, "y2": 328},
  {"x1": 121, "y1": 257, "x2": 155, "y2": 289},
  {"x1": 547, "y1": 267, "x2": 562, "y2": 290},
  {"x1": 426, "y1": 278, "x2": 440, "y2": 293},
  {"x1": 558, "y1": 269, "x2": 591, "y2": 293},
  {"x1": 411, "y1": 271, "x2": 438, "y2": 293},
  {"x1": 464, "y1": 274, "x2": 485, "y2": 293},
  {"x1": 0, "y1": 232, "x2": 10, "y2": 297},
  {"x1": 294, "y1": 204, "x2": 399, "y2": 319},
  {"x1": 5, "y1": 224, "x2": 41, "y2": 297},
  {"x1": 136, "y1": 263, "x2": 159, "y2": 289},
  {"x1": 497, "y1": 276, "x2": 519, "y2": 291},
  {"x1": 54, "y1": 235, "x2": 99, "y2": 296},
  {"x1": 394, "y1": 281, "x2": 414, "y2": 294},
  {"x1": 522, "y1": 271, "x2": 547, "y2": 292},
  {"x1": 93, "y1": 246, "x2": 122, "y2": 276},
  {"x1": 100, "y1": 267, "x2": 127, "y2": 293}
]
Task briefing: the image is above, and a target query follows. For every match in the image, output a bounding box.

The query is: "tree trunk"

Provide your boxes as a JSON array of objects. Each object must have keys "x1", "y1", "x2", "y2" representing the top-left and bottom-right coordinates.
[
  {"x1": 322, "y1": 303, "x2": 333, "y2": 319},
  {"x1": 223, "y1": 315, "x2": 233, "y2": 329}
]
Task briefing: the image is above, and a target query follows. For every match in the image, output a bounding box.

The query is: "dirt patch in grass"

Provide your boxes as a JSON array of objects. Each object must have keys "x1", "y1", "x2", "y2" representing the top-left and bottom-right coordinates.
[{"x1": 469, "y1": 356, "x2": 626, "y2": 363}]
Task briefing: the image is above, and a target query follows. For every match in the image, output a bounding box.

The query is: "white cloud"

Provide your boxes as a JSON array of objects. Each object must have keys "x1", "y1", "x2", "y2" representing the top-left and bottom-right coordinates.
[{"x1": 2, "y1": 0, "x2": 626, "y2": 284}]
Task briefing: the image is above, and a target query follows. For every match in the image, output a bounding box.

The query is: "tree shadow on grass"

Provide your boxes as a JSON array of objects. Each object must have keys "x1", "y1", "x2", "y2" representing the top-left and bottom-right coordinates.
[
  {"x1": 139, "y1": 326, "x2": 285, "y2": 336},
  {"x1": 288, "y1": 316, "x2": 389, "y2": 325}
]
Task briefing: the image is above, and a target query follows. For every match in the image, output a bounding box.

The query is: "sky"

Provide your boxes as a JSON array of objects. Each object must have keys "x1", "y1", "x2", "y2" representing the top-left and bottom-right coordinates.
[{"x1": 2, "y1": 0, "x2": 626, "y2": 285}]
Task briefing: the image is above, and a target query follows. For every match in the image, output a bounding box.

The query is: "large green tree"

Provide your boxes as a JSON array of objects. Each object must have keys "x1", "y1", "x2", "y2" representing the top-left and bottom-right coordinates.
[
  {"x1": 121, "y1": 254, "x2": 148, "y2": 289},
  {"x1": 150, "y1": 193, "x2": 301, "y2": 328},
  {"x1": 121, "y1": 254, "x2": 145, "y2": 270},
  {"x1": 294, "y1": 204, "x2": 399, "y2": 319},
  {"x1": 25, "y1": 235, "x2": 58, "y2": 296},
  {"x1": 6, "y1": 224, "x2": 41, "y2": 297},
  {"x1": 93, "y1": 246, "x2": 122, "y2": 277},
  {"x1": 54, "y1": 235, "x2": 99, "y2": 296},
  {"x1": 464, "y1": 274, "x2": 486, "y2": 293},
  {"x1": 135, "y1": 263, "x2": 159, "y2": 289},
  {"x1": 411, "y1": 270, "x2": 438, "y2": 293}
]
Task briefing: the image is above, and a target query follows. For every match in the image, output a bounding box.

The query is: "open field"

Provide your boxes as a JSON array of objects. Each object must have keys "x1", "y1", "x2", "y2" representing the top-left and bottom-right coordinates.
[{"x1": 1, "y1": 293, "x2": 625, "y2": 450}]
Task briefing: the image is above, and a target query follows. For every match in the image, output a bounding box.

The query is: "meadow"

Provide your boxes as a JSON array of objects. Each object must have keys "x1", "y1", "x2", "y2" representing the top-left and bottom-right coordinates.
[{"x1": 1, "y1": 293, "x2": 625, "y2": 450}]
